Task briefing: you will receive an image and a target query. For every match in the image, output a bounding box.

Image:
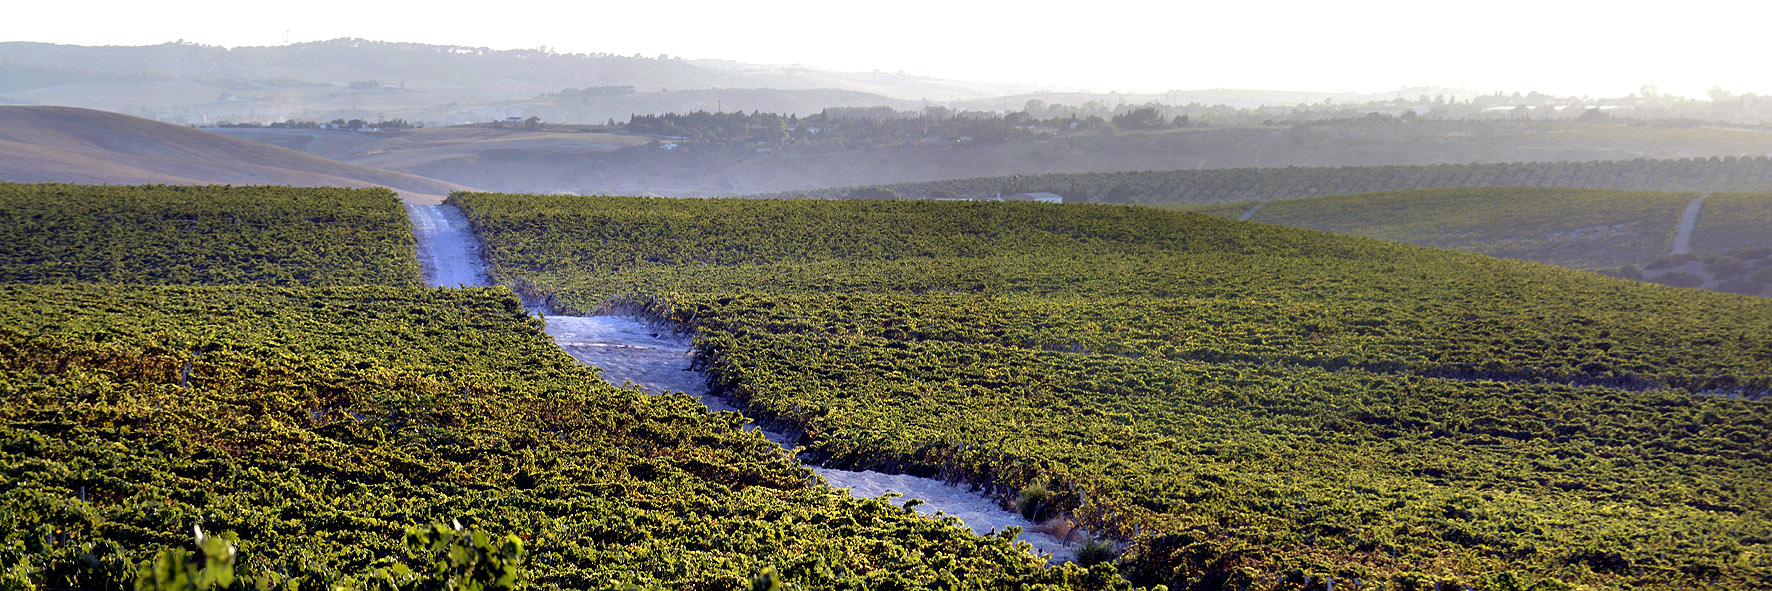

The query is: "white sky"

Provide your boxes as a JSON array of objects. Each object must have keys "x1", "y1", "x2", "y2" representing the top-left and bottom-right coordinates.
[{"x1": 6, "y1": 0, "x2": 1769, "y2": 99}]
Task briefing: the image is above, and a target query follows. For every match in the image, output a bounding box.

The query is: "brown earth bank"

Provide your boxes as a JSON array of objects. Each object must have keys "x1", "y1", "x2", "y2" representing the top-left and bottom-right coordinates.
[{"x1": 0, "y1": 106, "x2": 471, "y2": 198}]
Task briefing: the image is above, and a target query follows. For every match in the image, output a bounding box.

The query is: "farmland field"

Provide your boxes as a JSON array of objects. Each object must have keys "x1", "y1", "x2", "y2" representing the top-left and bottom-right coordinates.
[
  {"x1": 1187, "y1": 187, "x2": 1700, "y2": 268},
  {"x1": 454, "y1": 193, "x2": 1772, "y2": 590},
  {"x1": 0, "y1": 183, "x2": 423, "y2": 286},
  {"x1": 1691, "y1": 193, "x2": 1772, "y2": 255},
  {"x1": 1, "y1": 185, "x2": 1125, "y2": 591},
  {"x1": 1180, "y1": 188, "x2": 1772, "y2": 295},
  {"x1": 743, "y1": 156, "x2": 1772, "y2": 205}
]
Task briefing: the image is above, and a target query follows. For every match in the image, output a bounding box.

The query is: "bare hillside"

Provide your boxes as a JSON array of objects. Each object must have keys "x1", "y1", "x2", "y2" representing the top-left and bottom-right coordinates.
[{"x1": 0, "y1": 106, "x2": 471, "y2": 202}]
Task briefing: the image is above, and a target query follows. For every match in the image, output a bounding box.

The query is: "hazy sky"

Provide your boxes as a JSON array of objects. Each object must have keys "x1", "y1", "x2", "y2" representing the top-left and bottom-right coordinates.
[{"x1": 7, "y1": 0, "x2": 1768, "y2": 98}]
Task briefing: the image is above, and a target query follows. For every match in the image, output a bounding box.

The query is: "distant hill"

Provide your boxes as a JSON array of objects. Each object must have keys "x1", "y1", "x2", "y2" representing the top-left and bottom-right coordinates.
[
  {"x1": 1183, "y1": 187, "x2": 1772, "y2": 297},
  {"x1": 0, "y1": 106, "x2": 471, "y2": 202},
  {"x1": 0, "y1": 39, "x2": 1046, "y2": 125},
  {"x1": 212, "y1": 120, "x2": 1772, "y2": 197}
]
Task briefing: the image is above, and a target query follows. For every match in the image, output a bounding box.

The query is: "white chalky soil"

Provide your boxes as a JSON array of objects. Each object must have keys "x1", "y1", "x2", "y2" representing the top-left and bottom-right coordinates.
[
  {"x1": 543, "y1": 315, "x2": 1078, "y2": 563},
  {"x1": 408, "y1": 206, "x2": 1078, "y2": 563}
]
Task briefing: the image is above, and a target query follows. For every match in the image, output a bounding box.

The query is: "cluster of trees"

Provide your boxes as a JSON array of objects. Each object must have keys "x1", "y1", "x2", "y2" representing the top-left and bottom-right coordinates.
[
  {"x1": 542, "y1": 85, "x2": 636, "y2": 98},
  {"x1": 215, "y1": 118, "x2": 419, "y2": 130},
  {"x1": 619, "y1": 106, "x2": 1188, "y2": 152},
  {"x1": 453, "y1": 192, "x2": 1772, "y2": 590},
  {"x1": 1014, "y1": 87, "x2": 1772, "y2": 127},
  {"x1": 609, "y1": 86, "x2": 1772, "y2": 154}
]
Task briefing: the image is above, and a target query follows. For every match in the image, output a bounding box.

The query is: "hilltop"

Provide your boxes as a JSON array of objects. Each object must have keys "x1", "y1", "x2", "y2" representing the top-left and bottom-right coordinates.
[
  {"x1": 0, "y1": 39, "x2": 1035, "y2": 125},
  {"x1": 0, "y1": 106, "x2": 470, "y2": 201}
]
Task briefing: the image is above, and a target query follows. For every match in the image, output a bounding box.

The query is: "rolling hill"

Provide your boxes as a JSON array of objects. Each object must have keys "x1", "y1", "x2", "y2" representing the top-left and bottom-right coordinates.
[
  {"x1": 1182, "y1": 188, "x2": 1772, "y2": 297},
  {"x1": 217, "y1": 120, "x2": 1772, "y2": 197},
  {"x1": 740, "y1": 152, "x2": 1772, "y2": 204},
  {"x1": 0, "y1": 39, "x2": 1044, "y2": 126},
  {"x1": 0, "y1": 106, "x2": 472, "y2": 202},
  {"x1": 0, "y1": 184, "x2": 1103, "y2": 589},
  {"x1": 451, "y1": 192, "x2": 1772, "y2": 589}
]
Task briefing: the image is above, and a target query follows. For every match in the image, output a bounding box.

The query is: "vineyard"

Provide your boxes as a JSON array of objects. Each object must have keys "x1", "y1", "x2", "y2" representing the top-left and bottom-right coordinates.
[
  {"x1": 1185, "y1": 188, "x2": 1700, "y2": 268},
  {"x1": 738, "y1": 156, "x2": 1772, "y2": 205},
  {"x1": 1180, "y1": 189, "x2": 1772, "y2": 294},
  {"x1": 1, "y1": 185, "x2": 1134, "y2": 590},
  {"x1": 0, "y1": 184, "x2": 423, "y2": 286},
  {"x1": 1691, "y1": 193, "x2": 1772, "y2": 255},
  {"x1": 453, "y1": 193, "x2": 1772, "y2": 590}
]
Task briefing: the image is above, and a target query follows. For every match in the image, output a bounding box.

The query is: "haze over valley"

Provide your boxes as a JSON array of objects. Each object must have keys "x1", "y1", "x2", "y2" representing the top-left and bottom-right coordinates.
[{"x1": 3, "y1": 5, "x2": 1771, "y2": 591}]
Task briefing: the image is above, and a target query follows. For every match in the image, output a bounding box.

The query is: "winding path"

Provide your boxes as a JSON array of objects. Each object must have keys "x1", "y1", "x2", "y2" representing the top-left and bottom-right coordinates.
[
  {"x1": 1239, "y1": 202, "x2": 1266, "y2": 221},
  {"x1": 405, "y1": 203, "x2": 1077, "y2": 563},
  {"x1": 406, "y1": 203, "x2": 492, "y2": 287},
  {"x1": 1671, "y1": 195, "x2": 1707, "y2": 255}
]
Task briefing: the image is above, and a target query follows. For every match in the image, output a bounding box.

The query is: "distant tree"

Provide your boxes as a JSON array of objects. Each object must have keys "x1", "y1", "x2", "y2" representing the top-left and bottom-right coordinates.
[
  {"x1": 1577, "y1": 107, "x2": 1609, "y2": 123},
  {"x1": 524, "y1": 116, "x2": 542, "y2": 129},
  {"x1": 845, "y1": 186, "x2": 900, "y2": 200},
  {"x1": 1709, "y1": 85, "x2": 1734, "y2": 103}
]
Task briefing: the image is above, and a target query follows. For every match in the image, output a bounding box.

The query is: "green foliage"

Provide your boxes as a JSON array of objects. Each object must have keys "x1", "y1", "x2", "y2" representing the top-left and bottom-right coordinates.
[
  {"x1": 399, "y1": 522, "x2": 524, "y2": 591},
  {"x1": 1200, "y1": 187, "x2": 1696, "y2": 268},
  {"x1": 452, "y1": 192, "x2": 1772, "y2": 590},
  {"x1": 1074, "y1": 539, "x2": 1115, "y2": 568},
  {"x1": 1017, "y1": 483, "x2": 1052, "y2": 521},
  {"x1": 133, "y1": 527, "x2": 235, "y2": 591},
  {"x1": 0, "y1": 183, "x2": 421, "y2": 286},
  {"x1": 0, "y1": 282, "x2": 1111, "y2": 590},
  {"x1": 126, "y1": 522, "x2": 529, "y2": 591},
  {"x1": 1, "y1": 542, "x2": 36, "y2": 591}
]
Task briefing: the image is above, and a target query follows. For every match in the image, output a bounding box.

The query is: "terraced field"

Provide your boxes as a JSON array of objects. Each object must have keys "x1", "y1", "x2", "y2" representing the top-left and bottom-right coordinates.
[{"x1": 454, "y1": 193, "x2": 1772, "y2": 590}]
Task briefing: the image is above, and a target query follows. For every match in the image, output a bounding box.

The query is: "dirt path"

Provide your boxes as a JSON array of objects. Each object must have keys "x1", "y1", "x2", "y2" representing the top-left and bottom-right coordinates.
[
  {"x1": 406, "y1": 203, "x2": 492, "y2": 288},
  {"x1": 1239, "y1": 202, "x2": 1266, "y2": 221},
  {"x1": 1672, "y1": 195, "x2": 1707, "y2": 255},
  {"x1": 404, "y1": 209, "x2": 1079, "y2": 563},
  {"x1": 543, "y1": 315, "x2": 1078, "y2": 562}
]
